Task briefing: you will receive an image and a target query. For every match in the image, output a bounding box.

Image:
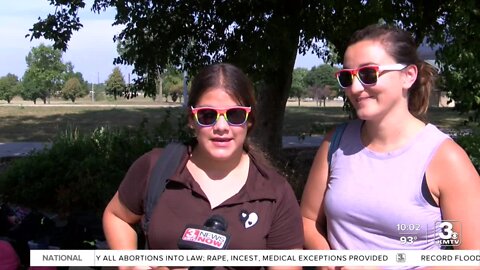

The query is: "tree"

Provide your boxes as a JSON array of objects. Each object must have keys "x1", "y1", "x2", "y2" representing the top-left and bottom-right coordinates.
[
  {"x1": 290, "y1": 68, "x2": 309, "y2": 106},
  {"x1": 62, "y1": 77, "x2": 87, "y2": 102},
  {"x1": 0, "y1": 74, "x2": 20, "y2": 103},
  {"x1": 23, "y1": 44, "x2": 66, "y2": 104},
  {"x1": 105, "y1": 67, "x2": 126, "y2": 100},
  {"x1": 304, "y1": 65, "x2": 338, "y2": 91},
  {"x1": 170, "y1": 86, "x2": 183, "y2": 103},
  {"x1": 59, "y1": 62, "x2": 89, "y2": 99},
  {"x1": 430, "y1": 0, "x2": 480, "y2": 122},
  {"x1": 304, "y1": 64, "x2": 339, "y2": 106},
  {"x1": 64, "y1": 62, "x2": 88, "y2": 86},
  {"x1": 28, "y1": 1, "x2": 448, "y2": 156},
  {"x1": 162, "y1": 68, "x2": 183, "y2": 103},
  {"x1": 21, "y1": 69, "x2": 43, "y2": 104}
]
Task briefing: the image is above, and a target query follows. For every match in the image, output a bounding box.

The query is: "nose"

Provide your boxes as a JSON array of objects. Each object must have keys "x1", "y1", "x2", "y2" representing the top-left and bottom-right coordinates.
[
  {"x1": 213, "y1": 113, "x2": 229, "y2": 130},
  {"x1": 349, "y1": 75, "x2": 365, "y2": 94}
]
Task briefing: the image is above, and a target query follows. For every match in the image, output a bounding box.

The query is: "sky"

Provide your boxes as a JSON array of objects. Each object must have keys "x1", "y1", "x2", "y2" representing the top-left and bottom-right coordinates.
[{"x1": 0, "y1": 1, "x2": 320, "y2": 83}]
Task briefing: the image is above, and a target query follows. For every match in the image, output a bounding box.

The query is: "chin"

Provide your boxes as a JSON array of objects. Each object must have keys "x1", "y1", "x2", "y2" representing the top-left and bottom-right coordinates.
[
  {"x1": 355, "y1": 110, "x2": 376, "y2": 121},
  {"x1": 210, "y1": 145, "x2": 244, "y2": 160},
  {"x1": 209, "y1": 151, "x2": 235, "y2": 161}
]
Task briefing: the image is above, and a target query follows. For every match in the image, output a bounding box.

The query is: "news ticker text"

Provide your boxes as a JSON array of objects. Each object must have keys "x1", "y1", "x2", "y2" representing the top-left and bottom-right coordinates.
[{"x1": 31, "y1": 250, "x2": 480, "y2": 267}]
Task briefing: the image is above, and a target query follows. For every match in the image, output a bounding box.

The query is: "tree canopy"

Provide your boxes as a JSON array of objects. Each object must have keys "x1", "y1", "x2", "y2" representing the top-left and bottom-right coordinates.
[
  {"x1": 304, "y1": 65, "x2": 338, "y2": 91},
  {"x1": 430, "y1": 0, "x2": 480, "y2": 121},
  {"x1": 22, "y1": 44, "x2": 67, "y2": 104},
  {"x1": 162, "y1": 67, "x2": 184, "y2": 103},
  {"x1": 28, "y1": 0, "x2": 478, "y2": 156},
  {"x1": 62, "y1": 77, "x2": 88, "y2": 102},
  {"x1": 105, "y1": 67, "x2": 126, "y2": 100},
  {"x1": 0, "y1": 74, "x2": 21, "y2": 103},
  {"x1": 290, "y1": 68, "x2": 309, "y2": 106},
  {"x1": 304, "y1": 64, "x2": 339, "y2": 103}
]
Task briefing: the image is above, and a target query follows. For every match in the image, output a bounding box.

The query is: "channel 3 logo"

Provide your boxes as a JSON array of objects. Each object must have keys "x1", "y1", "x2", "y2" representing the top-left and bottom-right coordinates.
[
  {"x1": 396, "y1": 253, "x2": 406, "y2": 263},
  {"x1": 435, "y1": 220, "x2": 461, "y2": 246}
]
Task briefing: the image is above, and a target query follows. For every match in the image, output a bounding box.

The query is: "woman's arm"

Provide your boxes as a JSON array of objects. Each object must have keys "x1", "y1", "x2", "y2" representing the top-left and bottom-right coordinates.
[
  {"x1": 427, "y1": 139, "x2": 480, "y2": 249},
  {"x1": 103, "y1": 191, "x2": 142, "y2": 250},
  {"x1": 301, "y1": 130, "x2": 334, "y2": 250}
]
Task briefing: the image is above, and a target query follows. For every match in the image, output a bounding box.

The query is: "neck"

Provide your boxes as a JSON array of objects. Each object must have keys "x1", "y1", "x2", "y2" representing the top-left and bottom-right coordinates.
[
  {"x1": 189, "y1": 147, "x2": 247, "y2": 180},
  {"x1": 361, "y1": 113, "x2": 425, "y2": 152}
]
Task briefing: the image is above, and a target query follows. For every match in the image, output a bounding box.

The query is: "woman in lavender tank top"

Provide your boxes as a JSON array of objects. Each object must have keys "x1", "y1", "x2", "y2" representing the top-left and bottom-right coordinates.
[{"x1": 301, "y1": 24, "x2": 480, "y2": 269}]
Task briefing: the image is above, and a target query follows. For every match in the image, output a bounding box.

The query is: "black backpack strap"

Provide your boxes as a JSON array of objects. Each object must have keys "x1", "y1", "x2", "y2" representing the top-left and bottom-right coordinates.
[
  {"x1": 142, "y1": 142, "x2": 187, "y2": 248},
  {"x1": 328, "y1": 122, "x2": 347, "y2": 166}
]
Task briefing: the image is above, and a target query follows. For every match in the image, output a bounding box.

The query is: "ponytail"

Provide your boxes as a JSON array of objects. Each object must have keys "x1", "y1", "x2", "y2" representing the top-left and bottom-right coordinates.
[{"x1": 408, "y1": 61, "x2": 437, "y2": 122}]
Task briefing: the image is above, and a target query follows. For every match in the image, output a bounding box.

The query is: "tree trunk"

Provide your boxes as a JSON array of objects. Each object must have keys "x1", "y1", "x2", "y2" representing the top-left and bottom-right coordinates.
[
  {"x1": 252, "y1": 41, "x2": 298, "y2": 161},
  {"x1": 250, "y1": 4, "x2": 302, "y2": 162},
  {"x1": 156, "y1": 70, "x2": 163, "y2": 102}
]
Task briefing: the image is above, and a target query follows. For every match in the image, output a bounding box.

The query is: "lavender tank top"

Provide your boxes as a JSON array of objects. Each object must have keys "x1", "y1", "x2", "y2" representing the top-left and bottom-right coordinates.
[{"x1": 325, "y1": 119, "x2": 450, "y2": 252}]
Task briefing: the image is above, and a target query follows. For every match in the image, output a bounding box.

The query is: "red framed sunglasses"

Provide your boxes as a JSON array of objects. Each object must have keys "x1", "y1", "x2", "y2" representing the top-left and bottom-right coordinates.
[{"x1": 190, "y1": 106, "x2": 251, "y2": 127}]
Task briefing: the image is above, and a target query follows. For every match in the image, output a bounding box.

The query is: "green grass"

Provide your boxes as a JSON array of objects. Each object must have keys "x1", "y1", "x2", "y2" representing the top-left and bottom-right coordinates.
[
  {"x1": 0, "y1": 99, "x2": 473, "y2": 142},
  {"x1": 283, "y1": 106, "x2": 350, "y2": 136},
  {"x1": 0, "y1": 99, "x2": 477, "y2": 200},
  {"x1": 0, "y1": 105, "x2": 183, "y2": 142},
  {"x1": 282, "y1": 105, "x2": 472, "y2": 136}
]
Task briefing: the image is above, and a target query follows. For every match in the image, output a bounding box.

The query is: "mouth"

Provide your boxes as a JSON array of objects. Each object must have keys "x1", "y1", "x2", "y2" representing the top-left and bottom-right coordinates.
[
  {"x1": 356, "y1": 96, "x2": 373, "y2": 102},
  {"x1": 211, "y1": 137, "x2": 232, "y2": 143}
]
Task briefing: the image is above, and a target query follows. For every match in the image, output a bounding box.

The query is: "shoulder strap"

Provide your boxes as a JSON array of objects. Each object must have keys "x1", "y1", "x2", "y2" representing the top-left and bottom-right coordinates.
[
  {"x1": 328, "y1": 122, "x2": 347, "y2": 165},
  {"x1": 143, "y1": 142, "x2": 187, "y2": 245}
]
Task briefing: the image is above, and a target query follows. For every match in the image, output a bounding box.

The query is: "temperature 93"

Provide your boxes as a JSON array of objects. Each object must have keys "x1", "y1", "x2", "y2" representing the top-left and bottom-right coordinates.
[{"x1": 400, "y1": 235, "x2": 418, "y2": 245}]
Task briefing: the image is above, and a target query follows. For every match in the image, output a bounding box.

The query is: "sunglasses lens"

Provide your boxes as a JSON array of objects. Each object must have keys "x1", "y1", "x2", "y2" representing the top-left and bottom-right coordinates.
[
  {"x1": 196, "y1": 109, "x2": 217, "y2": 126},
  {"x1": 337, "y1": 71, "x2": 353, "y2": 87},
  {"x1": 226, "y1": 108, "x2": 248, "y2": 125},
  {"x1": 358, "y1": 67, "x2": 378, "y2": 85}
]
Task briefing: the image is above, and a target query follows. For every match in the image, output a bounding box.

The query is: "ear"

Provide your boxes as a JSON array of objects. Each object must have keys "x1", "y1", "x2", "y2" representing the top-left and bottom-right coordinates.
[{"x1": 402, "y1": 64, "x2": 418, "y2": 89}]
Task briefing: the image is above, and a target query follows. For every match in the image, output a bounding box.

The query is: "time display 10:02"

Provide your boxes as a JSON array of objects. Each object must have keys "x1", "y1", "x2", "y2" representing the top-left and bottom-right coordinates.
[{"x1": 396, "y1": 224, "x2": 421, "y2": 231}]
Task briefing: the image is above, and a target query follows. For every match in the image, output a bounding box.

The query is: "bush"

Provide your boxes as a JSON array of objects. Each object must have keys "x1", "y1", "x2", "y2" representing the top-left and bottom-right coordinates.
[
  {"x1": 0, "y1": 109, "x2": 192, "y2": 215},
  {"x1": 455, "y1": 129, "x2": 480, "y2": 173}
]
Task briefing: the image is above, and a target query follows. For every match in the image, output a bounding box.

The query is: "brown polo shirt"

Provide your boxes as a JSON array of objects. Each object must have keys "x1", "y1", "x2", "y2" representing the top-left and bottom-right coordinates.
[{"x1": 118, "y1": 146, "x2": 303, "y2": 254}]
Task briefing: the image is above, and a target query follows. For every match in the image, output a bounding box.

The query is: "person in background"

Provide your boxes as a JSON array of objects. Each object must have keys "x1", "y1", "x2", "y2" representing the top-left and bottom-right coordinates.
[
  {"x1": 103, "y1": 63, "x2": 303, "y2": 270},
  {"x1": 301, "y1": 24, "x2": 480, "y2": 269}
]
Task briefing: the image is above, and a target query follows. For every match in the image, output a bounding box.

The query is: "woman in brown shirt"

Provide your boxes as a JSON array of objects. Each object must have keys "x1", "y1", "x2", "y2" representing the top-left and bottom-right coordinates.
[{"x1": 103, "y1": 63, "x2": 303, "y2": 270}]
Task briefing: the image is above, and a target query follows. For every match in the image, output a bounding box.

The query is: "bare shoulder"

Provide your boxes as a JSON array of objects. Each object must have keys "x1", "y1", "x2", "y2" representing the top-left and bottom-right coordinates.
[
  {"x1": 429, "y1": 139, "x2": 480, "y2": 249},
  {"x1": 429, "y1": 138, "x2": 479, "y2": 190}
]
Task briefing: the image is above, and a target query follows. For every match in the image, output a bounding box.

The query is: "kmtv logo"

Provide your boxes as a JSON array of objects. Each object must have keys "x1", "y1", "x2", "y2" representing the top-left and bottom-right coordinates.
[
  {"x1": 181, "y1": 228, "x2": 228, "y2": 249},
  {"x1": 435, "y1": 220, "x2": 461, "y2": 247}
]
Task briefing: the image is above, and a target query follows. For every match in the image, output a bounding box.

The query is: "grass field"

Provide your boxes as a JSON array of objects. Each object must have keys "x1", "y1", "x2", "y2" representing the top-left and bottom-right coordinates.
[
  {"x1": 0, "y1": 97, "x2": 477, "y2": 199},
  {"x1": 0, "y1": 97, "x2": 472, "y2": 142}
]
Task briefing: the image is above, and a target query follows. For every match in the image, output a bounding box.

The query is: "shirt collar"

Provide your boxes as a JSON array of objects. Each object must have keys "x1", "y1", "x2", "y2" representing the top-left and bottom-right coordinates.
[{"x1": 169, "y1": 149, "x2": 278, "y2": 205}]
